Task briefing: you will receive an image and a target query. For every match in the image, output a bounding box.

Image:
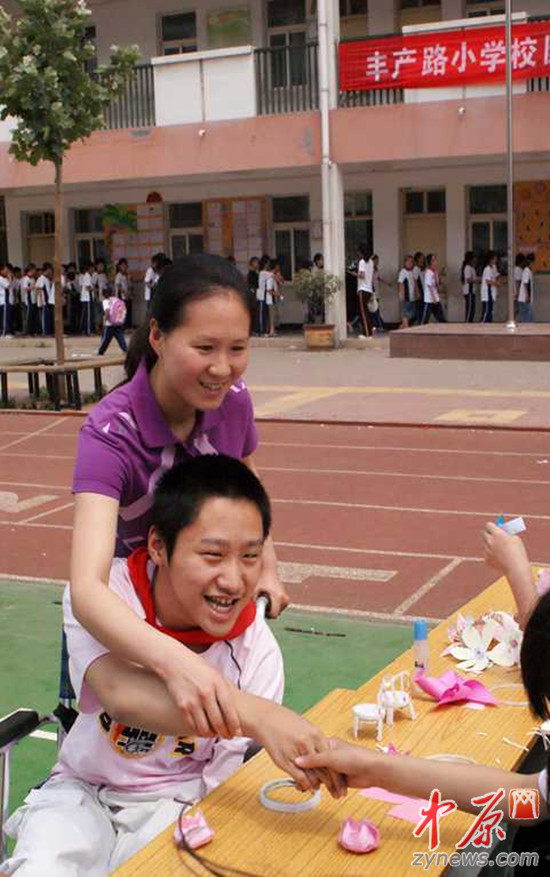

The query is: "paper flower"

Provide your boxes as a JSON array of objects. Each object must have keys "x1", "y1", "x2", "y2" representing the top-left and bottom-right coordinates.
[
  {"x1": 339, "y1": 817, "x2": 380, "y2": 854},
  {"x1": 485, "y1": 612, "x2": 522, "y2": 667},
  {"x1": 447, "y1": 619, "x2": 499, "y2": 674},
  {"x1": 173, "y1": 810, "x2": 214, "y2": 850},
  {"x1": 443, "y1": 612, "x2": 522, "y2": 673},
  {"x1": 414, "y1": 669, "x2": 497, "y2": 706}
]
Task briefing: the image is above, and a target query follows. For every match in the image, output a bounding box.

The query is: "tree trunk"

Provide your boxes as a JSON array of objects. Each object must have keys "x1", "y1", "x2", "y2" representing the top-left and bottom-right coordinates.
[{"x1": 53, "y1": 161, "x2": 65, "y2": 366}]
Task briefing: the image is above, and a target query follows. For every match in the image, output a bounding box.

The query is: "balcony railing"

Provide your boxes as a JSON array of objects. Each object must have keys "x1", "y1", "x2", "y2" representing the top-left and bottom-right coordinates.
[
  {"x1": 255, "y1": 42, "x2": 319, "y2": 115},
  {"x1": 528, "y1": 76, "x2": 550, "y2": 93},
  {"x1": 103, "y1": 64, "x2": 156, "y2": 130}
]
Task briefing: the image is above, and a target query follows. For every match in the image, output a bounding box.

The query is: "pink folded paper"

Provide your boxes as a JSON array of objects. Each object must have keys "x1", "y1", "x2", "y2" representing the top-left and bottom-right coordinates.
[
  {"x1": 414, "y1": 669, "x2": 497, "y2": 706},
  {"x1": 173, "y1": 810, "x2": 214, "y2": 850},
  {"x1": 339, "y1": 817, "x2": 380, "y2": 853},
  {"x1": 360, "y1": 788, "x2": 431, "y2": 825}
]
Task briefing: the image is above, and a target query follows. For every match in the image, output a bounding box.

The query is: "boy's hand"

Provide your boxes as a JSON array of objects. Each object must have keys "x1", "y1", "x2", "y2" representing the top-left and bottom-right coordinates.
[
  {"x1": 254, "y1": 566, "x2": 289, "y2": 618},
  {"x1": 482, "y1": 523, "x2": 529, "y2": 577},
  {"x1": 162, "y1": 648, "x2": 242, "y2": 739},
  {"x1": 296, "y1": 738, "x2": 377, "y2": 788},
  {"x1": 247, "y1": 699, "x2": 346, "y2": 798}
]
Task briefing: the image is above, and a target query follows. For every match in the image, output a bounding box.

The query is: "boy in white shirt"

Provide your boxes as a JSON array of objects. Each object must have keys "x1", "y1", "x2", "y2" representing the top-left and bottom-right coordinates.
[
  {"x1": 0, "y1": 262, "x2": 10, "y2": 337},
  {"x1": 1, "y1": 456, "x2": 339, "y2": 877},
  {"x1": 398, "y1": 254, "x2": 416, "y2": 328},
  {"x1": 97, "y1": 287, "x2": 128, "y2": 355},
  {"x1": 518, "y1": 253, "x2": 535, "y2": 323},
  {"x1": 420, "y1": 253, "x2": 446, "y2": 324},
  {"x1": 79, "y1": 262, "x2": 95, "y2": 335},
  {"x1": 144, "y1": 253, "x2": 164, "y2": 315},
  {"x1": 35, "y1": 263, "x2": 54, "y2": 336},
  {"x1": 20, "y1": 264, "x2": 37, "y2": 335},
  {"x1": 480, "y1": 252, "x2": 499, "y2": 323}
]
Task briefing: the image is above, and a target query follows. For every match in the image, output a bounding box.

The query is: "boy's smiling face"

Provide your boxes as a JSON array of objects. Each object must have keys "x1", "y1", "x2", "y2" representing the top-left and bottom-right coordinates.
[{"x1": 148, "y1": 497, "x2": 264, "y2": 638}]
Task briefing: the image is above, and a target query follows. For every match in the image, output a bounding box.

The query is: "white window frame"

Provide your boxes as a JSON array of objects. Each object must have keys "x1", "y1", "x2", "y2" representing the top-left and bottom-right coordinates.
[
  {"x1": 169, "y1": 229, "x2": 204, "y2": 258},
  {"x1": 466, "y1": 1, "x2": 505, "y2": 19},
  {"x1": 403, "y1": 189, "x2": 446, "y2": 216},
  {"x1": 339, "y1": 0, "x2": 368, "y2": 17},
  {"x1": 159, "y1": 9, "x2": 198, "y2": 56},
  {"x1": 273, "y1": 222, "x2": 310, "y2": 279}
]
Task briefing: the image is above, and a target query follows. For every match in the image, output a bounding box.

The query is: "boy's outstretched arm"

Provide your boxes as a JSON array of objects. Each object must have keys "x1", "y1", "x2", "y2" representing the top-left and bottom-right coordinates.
[
  {"x1": 482, "y1": 523, "x2": 537, "y2": 629},
  {"x1": 296, "y1": 741, "x2": 548, "y2": 824},
  {"x1": 86, "y1": 654, "x2": 345, "y2": 796}
]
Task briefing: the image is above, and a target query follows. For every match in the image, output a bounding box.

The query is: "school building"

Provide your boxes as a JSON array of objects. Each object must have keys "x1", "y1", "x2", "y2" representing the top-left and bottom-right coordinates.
[{"x1": 1, "y1": 0, "x2": 550, "y2": 334}]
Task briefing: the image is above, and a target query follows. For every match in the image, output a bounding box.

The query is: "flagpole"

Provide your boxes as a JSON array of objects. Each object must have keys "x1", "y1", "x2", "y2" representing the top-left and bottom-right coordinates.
[{"x1": 505, "y1": 0, "x2": 516, "y2": 329}]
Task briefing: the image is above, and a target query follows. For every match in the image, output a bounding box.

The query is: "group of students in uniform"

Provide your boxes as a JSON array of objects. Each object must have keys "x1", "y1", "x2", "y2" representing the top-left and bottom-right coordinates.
[
  {"x1": 0, "y1": 261, "x2": 56, "y2": 338},
  {"x1": 1, "y1": 253, "x2": 550, "y2": 876},
  {"x1": 247, "y1": 254, "x2": 285, "y2": 337}
]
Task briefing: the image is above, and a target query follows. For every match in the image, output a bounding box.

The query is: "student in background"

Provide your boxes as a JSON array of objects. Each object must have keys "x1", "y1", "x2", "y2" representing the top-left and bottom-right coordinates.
[
  {"x1": 412, "y1": 251, "x2": 425, "y2": 325},
  {"x1": 461, "y1": 251, "x2": 477, "y2": 323},
  {"x1": 36, "y1": 262, "x2": 54, "y2": 336},
  {"x1": 256, "y1": 254, "x2": 272, "y2": 337},
  {"x1": 21, "y1": 263, "x2": 37, "y2": 336},
  {"x1": 0, "y1": 262, "x2": 9, "y2": 337},
  {"x1": 63, "y1": 263, "x2": 81, "y2": 335},
  {"x1": 115, "y1": 258, "x2": 133, "y2": 330},
  {"x1": 480, "y1": 251, "x2": 499, "y2": 324},
  {"x1": 246, "y1": 256, "x2": 259, "y2": 335},
  {"x1": 518, "y1": 253, "x2": 535, "y2": 323},
  {"x1": 312, "y1": 252, "x2": 324, "y2": 273},
  {"x1": 97, "y1": 286, "x2": 128, "y2": 355},
  {"x1": 80, "y1": 261, "x2": 95, "y2": 336},
  {"x1": 398, "y1": 254, "x2": 417, "y2": 329},
  {"x1": 144, "y1": 253, "x2": 164, "y2": 315},
  {"x1": 420, "y1": 253, "x2": 446, "y2": 324},
  {"x1": 514, "y1": 253, "x2": 525, "y2": 321},
  {"x1": 355, "y1": 244, "x2": 372, "y2": 338}
]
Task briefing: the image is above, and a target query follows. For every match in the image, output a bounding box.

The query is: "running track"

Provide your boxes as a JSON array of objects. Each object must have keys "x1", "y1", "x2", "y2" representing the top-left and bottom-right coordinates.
[{"x1": 0, "y1": 412, "x2": 548, "y2": 623}]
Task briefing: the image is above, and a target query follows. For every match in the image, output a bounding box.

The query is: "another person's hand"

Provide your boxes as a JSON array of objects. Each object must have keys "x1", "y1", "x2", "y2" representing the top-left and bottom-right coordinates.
[
  {"x1": 255, "y1": 566, "x2": 289, "y2": 618},
  {"x1": 296, "y1": 738, "x2": 376, "y2": 788},
  {"x1": 482, "y1": 523, "x2": 530, "y2": 577},
  {"x1": 246, "y1": 698, "x2": 346, "y2": 798},
  {"x1": 162, "y1": 647, "x2": 242, "y2": 739}
]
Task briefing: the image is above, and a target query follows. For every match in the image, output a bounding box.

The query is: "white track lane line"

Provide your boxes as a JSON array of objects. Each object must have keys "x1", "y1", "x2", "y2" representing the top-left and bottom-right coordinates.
[
  {"x1": 20, "y1": 501, "x2": 75, "y2": 525},
  {"x1": 394, "y1": 558, "x2": 463, "y2": 616},
  {"x1": 261, "y1": 466, "x2": 550, "y2": 487},
  {"x1": 272, "y1": 497, "x2": 550, "y2": 520},
  {"x1": 0, "y1": 418, "x2": 65, "y2": 452},
  {"x1": 260, "y1": 441, "x2": 549, "y2": 459}
]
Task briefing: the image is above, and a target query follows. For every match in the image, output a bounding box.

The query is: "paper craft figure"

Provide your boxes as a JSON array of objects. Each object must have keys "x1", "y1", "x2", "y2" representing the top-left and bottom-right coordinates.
[
  {"x1": 379, "y1": 671, "x2": 417, "y2": 726},
  {"x1": 339, "y1": 817, "x2": 380, "y2": 853},
  {"x1": 352, "y1": 686, "x2": 386, "y2": 742},
  {"x1": 414, "y1": 669, "x2": 497, "y2": 706}
]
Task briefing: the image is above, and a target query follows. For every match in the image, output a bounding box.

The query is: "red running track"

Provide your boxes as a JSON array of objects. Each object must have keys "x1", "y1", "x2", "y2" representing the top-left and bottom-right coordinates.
[{"x1": 0, "y1": 413, "x2": 548, "y2": 623}]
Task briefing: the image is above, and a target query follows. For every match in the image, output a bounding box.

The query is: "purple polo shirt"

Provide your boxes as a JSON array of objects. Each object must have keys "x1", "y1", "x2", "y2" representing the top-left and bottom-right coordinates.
[{"x1": 73, "y1": 360, "x2": 258, "y2": 557}]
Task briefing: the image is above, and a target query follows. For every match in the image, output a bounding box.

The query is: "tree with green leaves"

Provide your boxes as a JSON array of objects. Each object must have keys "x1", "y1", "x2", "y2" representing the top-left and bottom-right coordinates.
[{"x1": 0, "y1": 0, "x2": 139, "y2": 364}]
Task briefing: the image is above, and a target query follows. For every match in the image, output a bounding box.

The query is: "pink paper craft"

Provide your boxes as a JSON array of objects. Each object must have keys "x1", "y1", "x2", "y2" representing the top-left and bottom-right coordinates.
[
  {"x1": 360, "y1": 787, "x2": 415, "y2": 805},
  {"x1": 414, "y1": 669, "x2": 497, "y2": 706},
  {"x1": 389, "y1": 800, "x2": 431, "y2": 824},
  {"x1": 339, "y1": 817, "x2": 380, "y2": 853},
  {"x1": 173, "y1": 810, "x2": 214, "y2": 850}
]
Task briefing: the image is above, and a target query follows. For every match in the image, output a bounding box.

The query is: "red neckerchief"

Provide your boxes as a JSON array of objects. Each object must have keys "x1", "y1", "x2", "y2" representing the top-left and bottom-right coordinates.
[{"x1": 127, "y1": 546, "x2": 256, "y2": 645}]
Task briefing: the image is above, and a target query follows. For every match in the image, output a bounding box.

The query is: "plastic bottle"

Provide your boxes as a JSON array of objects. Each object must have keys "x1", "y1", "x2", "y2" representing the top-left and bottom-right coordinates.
[{"x1": 413, "y1": 620, "x2": 429, "y2": 681}]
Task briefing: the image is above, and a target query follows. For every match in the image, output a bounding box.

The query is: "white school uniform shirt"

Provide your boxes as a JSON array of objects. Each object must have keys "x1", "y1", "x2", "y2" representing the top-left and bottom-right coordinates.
[
  {"x1": 412, "y1": 265, "x2": 424, "y2": 299},
  {"x1": 115, "y1": 271, "x2": 129, "y2": 299},
  {"x1": 80, "y1": 272, "x2": 94, "y2": 303},
  {"x1": 0, "y1": 276, "x2": 8, "y2": 307},
  {"x1": 9, "y1": 277, "x2": 20, "y2": 305},
  {"x1": 481, "y1": 265, "x2": 498, "y2": 302},
  {"x1": 398, "y1": 268, "x2": 416, "y2": 302},
  {"x1": 462, "y1": 264, "x2": 476, "y2": 296},
  {"x1": 144, "y1": 267, "x2": 158, "y2": 302},
  {"x1": 258, "y1": 270, "x2": 274, "y2": 305},
  {"x1": 423, "y1": 268, "x2": 439, "y2": 303},
  {"x1": 96, "y1": 272, "x2": 109, "y2": 296},
  {"x1": 514, "y1": 265, "x2": 523, "y2": 297},
  {"x1": 518, "y1": 266, "x2": 533, "y2": 303},
  {"x1": 36, "y1": 274, "x2": 54, "y2": 306},
  {"x1": 20, "y1": 274, "x2": 35, "y2": 305},
  {"x1": 54, "y1": 557, "x2": 284, "y2": 797},
  {"x1": 357, "y1": 258, "x2": 375, "y2": 293}
]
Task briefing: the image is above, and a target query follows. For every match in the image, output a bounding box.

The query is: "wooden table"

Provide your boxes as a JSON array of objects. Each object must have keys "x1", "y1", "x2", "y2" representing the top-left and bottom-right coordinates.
[{"x1": 115, "y1": 577, "x2": 538, "y2": 876}]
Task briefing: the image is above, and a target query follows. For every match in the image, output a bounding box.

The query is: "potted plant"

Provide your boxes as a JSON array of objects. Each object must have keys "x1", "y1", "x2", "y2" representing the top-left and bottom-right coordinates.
[{"x1": 293, "y1": 268, "x2": 342, "y2": 349}]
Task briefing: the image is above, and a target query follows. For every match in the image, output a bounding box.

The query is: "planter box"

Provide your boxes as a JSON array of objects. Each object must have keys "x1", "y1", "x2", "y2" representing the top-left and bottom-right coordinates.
[{"x1": 303, "y1": 324, "x2": 335, "y2": 349}]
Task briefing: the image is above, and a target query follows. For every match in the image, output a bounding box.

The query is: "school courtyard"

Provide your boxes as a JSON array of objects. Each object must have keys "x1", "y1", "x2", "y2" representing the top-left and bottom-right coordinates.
[{"x1": 0, "y1": 334, "x2": 547, "y2": 819}]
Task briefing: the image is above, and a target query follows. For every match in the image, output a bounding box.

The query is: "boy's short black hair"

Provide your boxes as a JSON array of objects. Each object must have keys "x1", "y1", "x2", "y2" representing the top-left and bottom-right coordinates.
[{"x1": 150, "y1": 455, "x2": 271, "y2": 559}]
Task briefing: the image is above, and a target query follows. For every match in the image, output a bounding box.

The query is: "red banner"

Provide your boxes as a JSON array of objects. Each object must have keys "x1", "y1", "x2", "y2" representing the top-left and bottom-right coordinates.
[{"x1": 340, "y1": 20, "x2": 550, "y2": 91}]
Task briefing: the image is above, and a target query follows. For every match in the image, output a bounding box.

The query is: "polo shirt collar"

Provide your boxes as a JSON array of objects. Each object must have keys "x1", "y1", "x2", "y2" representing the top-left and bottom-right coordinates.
[{"x1": 130, "y1": 360, "x2": 226, "y2": 449}]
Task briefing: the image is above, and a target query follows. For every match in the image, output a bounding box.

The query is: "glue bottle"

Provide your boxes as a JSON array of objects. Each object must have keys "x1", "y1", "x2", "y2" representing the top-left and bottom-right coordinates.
[{"x1": 413, "y1": 620, "x2": 429, "y2": 683}]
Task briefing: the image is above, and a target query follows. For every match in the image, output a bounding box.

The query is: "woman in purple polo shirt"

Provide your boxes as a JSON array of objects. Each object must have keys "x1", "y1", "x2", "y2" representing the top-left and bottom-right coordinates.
[{"x1": 70, "y1": 255, "x2": 288, "y2": 738}]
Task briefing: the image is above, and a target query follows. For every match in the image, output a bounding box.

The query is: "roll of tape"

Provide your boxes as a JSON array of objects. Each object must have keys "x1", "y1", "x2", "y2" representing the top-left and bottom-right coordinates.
[{"x1": 259, "y1": 778, "x2": 321, "y2": 813}]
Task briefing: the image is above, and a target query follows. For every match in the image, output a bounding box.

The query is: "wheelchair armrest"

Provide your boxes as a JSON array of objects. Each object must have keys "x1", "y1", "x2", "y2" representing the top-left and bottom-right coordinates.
[{"x1": 0, "y1": 709, "x2": 41, "y2": 750}]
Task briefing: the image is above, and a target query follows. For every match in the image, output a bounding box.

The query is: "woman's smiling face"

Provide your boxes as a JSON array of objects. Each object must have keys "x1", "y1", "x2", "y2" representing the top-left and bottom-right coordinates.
[{"x1": 150, "y1": 289, "x2": 251, "y2": 414}]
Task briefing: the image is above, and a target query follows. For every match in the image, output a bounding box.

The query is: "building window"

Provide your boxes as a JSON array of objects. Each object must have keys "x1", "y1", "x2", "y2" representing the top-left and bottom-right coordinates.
[
  {"x1": 273, "y1": 195, "x2": 310, "y2": 278},
  {"x1": 0, "y1": 197, "x2": 7, "y2": 264},
  {"x1": 169, "y1": 202, "x2": 204, "y2": 258},
  {"x1": 399, "y1": 1, "x2": 441, "y2": 28},
  {"x1": 25, "y1": 212, "x2": 55, "y2": 266},
  {"x1": 344, "y1": 192, "x2": 373, "y2": 263},
  {"x1": 73, "y1": 208, "x2": 107, "y2": 269},
  {"x1": 27, "y1": 213, "x2": 55, "y2": 235},
  {"x1": 466, "y1": 1, "x2": 505, "y2": 18},
  {"x1": 339, "y1": 0, "x2": 367, "y2": 16},
  {"x1": 399, "y1": 0, "x2": 440, "y2": 8},
  {"x1": 468, "y1": 185, "x2": 507, "y2": 214},
  {"x1": 404, "y1": 189, "x2": 446, "y2": 214},
  {"x1": 160, "y1": 11, "x2": 197, "y2": 56},
  {"x1": 268, "y1": 0, "x2": 307, "y2": 88}
]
